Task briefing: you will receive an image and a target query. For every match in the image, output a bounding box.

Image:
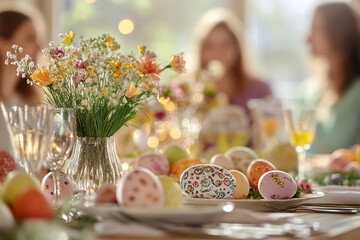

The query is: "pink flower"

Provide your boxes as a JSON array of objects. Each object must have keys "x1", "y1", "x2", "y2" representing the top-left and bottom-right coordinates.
[
  {"x1": 299, "y1": 179, "x2": 313, "y2": 194},
  {"x1": 144, "y1": 50, "x2": 157, "y2": 59},
  {"x1": 169, "y1": 52, "x2": 186, "y2": 73},
  {"x1": 160, "y1": 83, "x2": 183, "y2": 99},
  {"x1": 75, "y1": 60, "x2": 85, "y2": 69},
  {"x1": 137, "y1": 57, "x2": 162, "y2": 81},
  {"x1": 72, "y1": 69, "x2": 86, "y2": 84}
]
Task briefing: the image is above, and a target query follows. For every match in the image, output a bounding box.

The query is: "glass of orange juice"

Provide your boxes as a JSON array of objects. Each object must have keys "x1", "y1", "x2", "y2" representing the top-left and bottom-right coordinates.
[
  {"x1": 283, "y1": 107, "x2": 316, "y2": 180},
  {"x1": 248, "y1": 98, "x2": 281, "y2": 150}
]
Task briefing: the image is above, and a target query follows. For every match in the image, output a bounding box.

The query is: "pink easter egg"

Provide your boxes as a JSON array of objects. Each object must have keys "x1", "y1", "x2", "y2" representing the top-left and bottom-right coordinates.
[
  {"x1": 41, "y1": 172, "x2": 73, "y2": 202},
  {"x1": 258, "y1": 170, "x2": 297, "y2": 199},
  {"x1": 137, "y1": 152, "x2": 170, "y2": 175},
  {"x1": 117, "y1": 167, "x2": 165, "y2": 207},
  {"x1": 96, "y1": 183, "x2": 117, "y2": 204}
]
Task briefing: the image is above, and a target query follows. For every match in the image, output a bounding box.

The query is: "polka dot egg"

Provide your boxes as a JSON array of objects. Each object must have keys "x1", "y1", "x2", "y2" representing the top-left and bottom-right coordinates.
[
  {"x1": 117, "y1": 167, "x2": 165, "y2": 207},
  {"x1": 41, "y1": 172, "x2": 73, "y2": 202}
]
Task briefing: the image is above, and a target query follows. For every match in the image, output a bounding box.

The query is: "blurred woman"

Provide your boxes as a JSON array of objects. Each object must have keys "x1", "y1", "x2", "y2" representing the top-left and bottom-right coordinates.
[
  {"x1": 190, "y1": 8, "x2": 272, "y2": 114},
  {"x1": 0, "y1": 4, "x2": 45, "y2": 157},
  {"x1": 305, "y1": 2, "x2": 360, "y2": 153}
]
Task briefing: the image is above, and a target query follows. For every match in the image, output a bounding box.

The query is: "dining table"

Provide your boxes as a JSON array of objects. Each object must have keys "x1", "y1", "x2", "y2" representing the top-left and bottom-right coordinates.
[{"x1": 84, "y1": 155, "x2": 360, "y2": 240}]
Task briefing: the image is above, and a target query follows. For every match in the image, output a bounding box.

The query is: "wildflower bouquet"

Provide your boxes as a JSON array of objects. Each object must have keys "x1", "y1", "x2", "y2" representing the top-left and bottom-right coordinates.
[
  {"x1": 6, "y1": 31, "x2": 185, "y2": 190},
  {"x1": 6, "y1": 31, "x2": 186, "y2": 138}
]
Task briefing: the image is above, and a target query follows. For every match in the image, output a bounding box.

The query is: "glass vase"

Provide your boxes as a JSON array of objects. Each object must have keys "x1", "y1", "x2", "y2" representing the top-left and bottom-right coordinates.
[{"x1": 66, "y1": 136, "x2": 122, "y2": 191}]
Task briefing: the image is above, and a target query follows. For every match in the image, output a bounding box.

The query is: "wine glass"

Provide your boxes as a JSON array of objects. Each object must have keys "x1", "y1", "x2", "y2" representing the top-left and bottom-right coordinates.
[
  {"x1": 283, "y1": 106, "x2": 316, "y2": 180},
  {"x1": 45, "y1": 108, "x2": 76, "y2": 207},
  {"x1": 0, "y1": 103, "x2": 54, "y2": 177}
]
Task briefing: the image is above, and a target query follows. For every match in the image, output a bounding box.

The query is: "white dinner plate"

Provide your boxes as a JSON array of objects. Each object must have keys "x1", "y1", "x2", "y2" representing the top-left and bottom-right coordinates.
[
  {"x1": 184, "y1": 192, "x2": 325, "y2": 211},
  {"x1": 82, "y1": 204, "x2": 228, "y2": 224}
]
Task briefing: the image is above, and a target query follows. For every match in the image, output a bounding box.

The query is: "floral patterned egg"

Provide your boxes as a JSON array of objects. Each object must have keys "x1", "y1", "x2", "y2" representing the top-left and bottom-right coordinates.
[
  {"x1": 0, "y1": 151, "x2": 16, "y2": 183},
  {"x1": 226, "y1": 146, "x2": 258, "y2": 173},
  {"x1": 258, "y1": 170, "x2": 297, "y2": 199},
  {"x1": 180, "y1": 164, "x2": 236, "y2": 199},
  {"x1": 247, "y1": 159, "x2": 276, "y2": 190},
  {"x1": 41, "y1": 172, "x2": 73, "y2": 202},
  {"x1": 137, "y1": 152, "x2": 170, "y2": 175},
  {"x1": 117, "y1": 167, "x2": 165, "y2": 207}
]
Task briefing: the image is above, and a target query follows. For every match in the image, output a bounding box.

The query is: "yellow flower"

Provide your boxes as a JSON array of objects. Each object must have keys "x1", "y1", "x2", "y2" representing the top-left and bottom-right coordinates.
[
  {"x1": 125, "y1": 82, "x2": 140, "y2": 98},
  {"x1": 67, "y1": 60, "x2": 73, "y2": 66},
  {"x1": 102, "y1": 88, "x2": 107, "y2": 95},
  {"x1": 138, "y1": 45, "x2": 146, "y2": 55},
  {"x1": 87, "y1": 66, "x2": 94, "y2": 73},
  {"x1": 125, "y1": 63, "x2": 130, "y2": 68},
  {"x1": 62, "y1": 31, "x2": 75, "y2": 45},
  {"x1": 31, "y1": 66, "x2": 54, "y2": 87},
  {"x1": 105, "y1": 36, "x2": 114, "y2": 47}
]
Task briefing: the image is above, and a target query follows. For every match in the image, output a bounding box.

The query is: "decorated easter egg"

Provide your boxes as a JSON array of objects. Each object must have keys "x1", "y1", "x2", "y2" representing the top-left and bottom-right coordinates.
[
  {"x1": 0, "y1": 151, "x2": 16, "y2": 183},
  {"x1": 210, "y1": 154, "x2": 234, "y2": 170},
  {"x1": 163, "y1": 144, "x2": 190, "y2": 165},
  {"x1": 229, "y1": 170, "x2": 249, "y2": 199},
  {"x1": 158, "y1": 176, "x2": 183, "y2": 207},
  {"x1": 96, "y1": 183, "x2": 117, "y2": 204},
  {"x1": 247, "y1": 159, "x2": 276, "y2": 190},
  {"x1": 258, "y1": 170, "x2": 297, "y2": 199},
  {"x1": 169, "y1": 158, "x2": 202, "y2": 181},
  {"x1": 180, "y1": 164, "x2": 236, "y2": 199},
  {"x1": 137, "y1": 152, "x2": 170, "y2": 175},
  {"x1": 41, "y1": 172, "x2": 73, "y2": 202},
  {"x1": 329, "y1": 155, "x2": 350, "y2": 172},
  {"x1": 226, "y1": 146, "x2": 258, "y2": 173},
  {"x1": 344, "y1": 161, "x2": 360, "y2": 173},
  {"x1": 117, "y1": 167, "x2": 165, "y2": 207}
]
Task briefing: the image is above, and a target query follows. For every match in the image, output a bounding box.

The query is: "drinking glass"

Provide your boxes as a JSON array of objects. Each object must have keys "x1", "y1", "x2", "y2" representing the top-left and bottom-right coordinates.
[
  {"x1": 45, "y1": 108, "x2": 76, "y2": 206},
  {"x1": 0, "y1": 103, "x2": 54, "y2": 177},
  {"x1": 283, "y1": 107, "x2": 316, "y2": 180},
  {"x1": 248, "y1": 99, "x2": 281, "y2": 150}
]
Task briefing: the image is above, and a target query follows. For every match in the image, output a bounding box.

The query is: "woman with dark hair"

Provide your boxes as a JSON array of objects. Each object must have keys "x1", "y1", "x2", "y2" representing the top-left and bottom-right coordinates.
[
  {"x1": 0, "y1": 6, "x2": 44, "y2": 157},
  {"x1": 191, "y1": 8, "x2": 272, "y2": 114},
  {"x1": 305, "y1": 2, "x2": 360, "y2": 153},
  {"x1": 0, "y1": 10, "x2": 42, "y2": 104}
]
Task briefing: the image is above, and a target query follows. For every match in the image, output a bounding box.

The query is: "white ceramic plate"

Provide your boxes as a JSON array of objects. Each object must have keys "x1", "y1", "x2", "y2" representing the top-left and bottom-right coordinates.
[
  {"x1": 308, "y1": 186, "x2": 360, "y2": 205},
  {"x1": 82, "y1": 204, "x2": 227, "y2": 224},
  {"x1": 184, "y1": 192, "x2": 325, "y2": 211}
]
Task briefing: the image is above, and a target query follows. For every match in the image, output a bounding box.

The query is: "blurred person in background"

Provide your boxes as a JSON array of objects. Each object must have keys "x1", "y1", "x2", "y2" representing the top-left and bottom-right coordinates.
[
  {"x1": 304, "y1": 2, "x2": 360, "y2": 154},
  {"x1": 190, "y1": 8, "x2": 272, "y2": 115},
  {"x1": 0, "y1": 3, "x2": 45, "y2": 158}
]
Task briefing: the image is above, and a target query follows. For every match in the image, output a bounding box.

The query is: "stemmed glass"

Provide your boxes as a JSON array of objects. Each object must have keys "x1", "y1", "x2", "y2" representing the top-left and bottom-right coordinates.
[
  {"x1": 0, "y1": 103, "x2": 54, "y2": 177},
  {"x1": 45, "y1": 108, "x2": 76, "y2": 207},
  {"x1": 283, "y1": 106, "x2": 316, "y2": 180}
]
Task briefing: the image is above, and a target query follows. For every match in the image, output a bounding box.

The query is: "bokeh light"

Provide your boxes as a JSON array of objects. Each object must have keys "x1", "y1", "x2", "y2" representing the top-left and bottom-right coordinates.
[
  {"x1": 85, "y1": 0, "x2": 96, "y2": 3},
  {"x1": 118, "y1": 19, "x2": 135, "y2": 35},
  {"x1": 147, "y1": 136, "x2": 159, "y2": 148},
  {"x1": 170, "y1": 127, "x2": 181, "y2": 139}
]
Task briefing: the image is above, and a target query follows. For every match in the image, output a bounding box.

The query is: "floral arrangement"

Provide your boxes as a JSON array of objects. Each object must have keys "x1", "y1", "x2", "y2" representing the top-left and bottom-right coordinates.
[{"x1": 6, "y1": 31, "x2": 185, "y2": 137}]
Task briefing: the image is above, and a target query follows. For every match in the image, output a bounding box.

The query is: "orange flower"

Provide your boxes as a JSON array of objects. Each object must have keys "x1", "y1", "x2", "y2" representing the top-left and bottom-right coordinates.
[
  {"x1": 169, "y1": 52, "x2": 186, "y2": 73},
  {"x1": 31, "y1": 66, "x2": 54, "y2": 87},
  {"x1": 125, "y1": 82, "x2": 140, "y2": 98},
  {"x1": 105, "y1": 36, "x2": 113, "y2": 47},
  {"x1": 137, "y1": 57, "x2": 162, "y2": 81}
]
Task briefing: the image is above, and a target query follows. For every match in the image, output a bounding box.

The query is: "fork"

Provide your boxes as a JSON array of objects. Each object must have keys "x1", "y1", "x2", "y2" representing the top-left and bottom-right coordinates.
[{"x1": 266, "y1": 204, "x2": 358, "y2": 214}]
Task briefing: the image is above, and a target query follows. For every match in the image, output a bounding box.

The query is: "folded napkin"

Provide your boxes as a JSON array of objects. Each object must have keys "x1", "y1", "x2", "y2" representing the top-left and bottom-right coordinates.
[{"x1": 308, "y1": 186, "x2": 360, "y2": 205}]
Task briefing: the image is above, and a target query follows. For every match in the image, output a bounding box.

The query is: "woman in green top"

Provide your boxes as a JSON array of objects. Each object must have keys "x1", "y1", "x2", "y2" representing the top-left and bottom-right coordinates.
[{"x1": 304, "y1": 2, "x2": 360, "y2": 154}]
